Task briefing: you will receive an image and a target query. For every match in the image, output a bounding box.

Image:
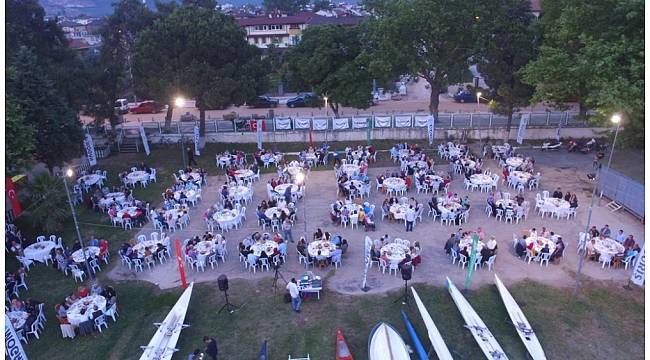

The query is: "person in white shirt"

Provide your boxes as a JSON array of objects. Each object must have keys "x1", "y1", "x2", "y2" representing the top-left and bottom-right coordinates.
[
  {"x1": 286, "y1": 278, "x2": 301, "y2": 313},
  {"x1": 615, "y1": 230, "x2": 626, "y2": 244},
  {"x1": 405, "y1": 205, "x2": 416, "y2": 232}
]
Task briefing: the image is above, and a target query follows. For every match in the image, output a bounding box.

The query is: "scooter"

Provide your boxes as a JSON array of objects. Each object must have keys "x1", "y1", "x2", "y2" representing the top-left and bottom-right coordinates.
[{"x1": 541, "y1": 140, "x2": 562, "y2": 151}]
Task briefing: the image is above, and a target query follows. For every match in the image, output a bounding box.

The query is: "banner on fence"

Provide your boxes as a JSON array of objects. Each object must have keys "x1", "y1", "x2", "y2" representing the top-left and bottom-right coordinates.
[
  {"x1": 293, "y1": 118, "x2": 310, "y2": 130},
  {"x1": 274, "y1": 118, "x2": 292, "y2": 130},
  {"x1": 395, "y1": 115, "x2": 412, "y2": 128},
  {"x1": 374, "y1": 116, "x2": 391, "y2": 128},
  {"x1": 83, "y1": 133, "x2": 97, "y2": 166},
  {"x1": 352, "y1": 117, "x2": 369, "y2": 129},
  {"x1": 333, "y1": 118, "x2": 350, "y2": 130},
  {"x1": 5, "y1": 317, "x2": 28, "y2": 360},
  {"x1": 517, "y1": 113, "x2": 529, "y2": 144},
  {"x1": 631, "y1": 244, "x2": 645, "y2": 287},
  {"x1": 139, "y1": 124, "x2": 151, "y2": 156},
  {"x1": 426, "y1": 115, "x2": 435, "y2": 145},
  {"x1": 193, "y1": 125, "x2": 201, "y2": 155},
  {"x1": 414, "y1": 115, "x2": 429, "y2": 128},
  {"x1": 312, "y1": 118, "x2": 328, "y2": 131}
]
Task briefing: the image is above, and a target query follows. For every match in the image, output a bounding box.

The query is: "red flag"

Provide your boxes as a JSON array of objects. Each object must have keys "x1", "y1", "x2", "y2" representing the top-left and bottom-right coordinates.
[
  {"x1": 309, "y1": 128, "x2": 313, "y2": 147},
  {"x1": 5, "y1": 177, "x2": 22, "y2": 216},
  {"x1": 174, "y1": 239, "x2": 188, "y2": 289}
]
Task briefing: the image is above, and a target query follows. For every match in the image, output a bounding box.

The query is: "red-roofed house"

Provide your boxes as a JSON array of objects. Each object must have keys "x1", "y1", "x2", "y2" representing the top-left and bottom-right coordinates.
[{"x1": 68, "y1": 38, "x2": 91, "y2": 51}]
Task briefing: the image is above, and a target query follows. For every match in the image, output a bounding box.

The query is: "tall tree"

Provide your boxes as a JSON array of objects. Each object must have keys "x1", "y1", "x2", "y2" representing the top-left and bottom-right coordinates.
[
  {"x1": 477, "y1": 0, "x2": 539, "y2": 140},
  {"x1": 134, "y1": 5, "x2": 269, "y2": 135},
  {"x1": 313, "y1": 0, "x2": 332, "y2": 12},
  {"x1": 285, "y1": 24, "x2": 373, "y2": 117},
  {"x1": 364, "y1": 0, "x2": 479, "y2": 118},
  {"x1": 7, "y1": 48, "x2": 83, "y2": 172},
  {"x1": 5, "y1": 96, "x2": 35, "y2": 173},
  {"x1": 27, "y1": 173, "x2": 70, "y2": 233},
  {"x1": 263, "y1": 0, "x2": 309, "y2": 15}
]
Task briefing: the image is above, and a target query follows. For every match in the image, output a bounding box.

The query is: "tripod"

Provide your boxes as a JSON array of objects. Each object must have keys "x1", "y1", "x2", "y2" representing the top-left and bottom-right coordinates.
[
  {"x1": 393, "y1": 279, "x2": 411, "y2": 306},
  {"x1": 218, "y1": 289, "x2": 240, "y2": 314},
  {"x1": 271, "y1": 265, "x2": 288, "y2": 293}
]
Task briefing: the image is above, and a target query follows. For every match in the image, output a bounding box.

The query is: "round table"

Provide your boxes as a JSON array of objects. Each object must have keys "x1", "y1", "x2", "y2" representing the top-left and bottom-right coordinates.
[
  {"x1": 470, "y1": 174, "x2": 493, "y2": 186},
  {"x1": 285, "y1": 166, "x2": 303, "y2": 177},
  {"x1": 383, "y1": 177, "x2": 406, "y2": 192},
  {"x1": 234, "y1": 169, "x2": 254, "y2": 180},
  {"x1": 7, "y1": 311, "x2": 29, "y2": 330},
  {"x1": 304, "y1": 153, "x2": 317, "y2": 161},
  {"x1": 99, "y1": 192, "x2": 126, "y2": 207},
  {"x1": 217, "y1": 155, "x2": 232, "y2": 167},
  {"x1": 496, "y1": 199, "x2": 517, "y2": 209},
  {"x1": 265, "y1": 207, "x2": 289, "y2": 219},
  {"x1": 594, "y1": 238, "x2": 625, "y2": 258},
  {"x1": 72, "y1": 246, "x2": 100, "y2": 263},
  {"x1": 24, "y1": 241, "x2": 57, "y2": 262},
  {"x1": 250, "y1": 241, "x2": 277, "y2": 257},
  {"x1": 341, "y1": 164, "x2": 360, "y2": 176},
  {"x1": 525, "y1": 236, "x2": 556, "y2": 254},
  {"x1": 67, "y1": 295, "x2": 107, "y2": 326},
  {"x1": 308, "y1": 241, "x2": 336, "y2": 257},
  {"x1": 397, "y1": 149, "x2": 411, "y2": 159},
  {"x1": 274, "y1": 183, "x2": 299, "y2": 196},
  {"x1": 127, "y1": 171, "x2": 149, "y2": 183},
  {"x1": 541, "y1": 197, "x2": 570, "y2": 210},
  {"x1": 116, "y1": 206, "x2": 138, "y2": 218},
  {"x1": 173, "y1": 189, "x2": 197, "y2": 201},
  {"x1": 261, "y1": 153, "x2": 282, "y2": 164},
  {"x1": 511, "y1": 171, "x2": 533, "y2": 185},
  {"x1": 381, "y1": 243, "x2": 410, "y2": 263},
  {"x1": 132, "y1": 240, "x2": 164, "y2": 256},
  {"x1": 506, "y1": 157, "x2": 524, "y2": 168},
  {"x1": 212, "y1": 209, "x2": 240, "y2": 229},
  {"x1": 459, "y1": 158, "x2": 476, "y2": 169},
  {"x1": 343, "y1": 180, "x2": 365, "y2": 192},
  {"x1": 342, "y1": 203, "x2": 362, "y2": 213},
  {"x1": 459, "y1": 237, "x2": 486, "y2": 253},
  {"x1": 180, "y1": 172, "x2": 202, "y2": 183},
  {"x1": 447, "y1": 147, "x2": 463, "y2": 157},
  {"x1": 228, "y1": 186, "x2": 251, "y2": 202},
  {"x1": 437, "y1": 201, "x2": 463, "y2": 216},
  {"x1": 407, "y1": 160, "x2": 428, "y2": 170},
  {"x1": 389, "y1": 204, "x2": 409, "y2": 220},
  {"x1": 77, "y1": 174, "x2": 104, "y2": 186}
]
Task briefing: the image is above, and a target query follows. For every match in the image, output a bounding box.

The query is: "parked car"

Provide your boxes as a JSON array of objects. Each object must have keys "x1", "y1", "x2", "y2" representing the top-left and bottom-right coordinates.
[
  {"x1": 114, "y1": 98, "x2": 129, "y2": 114},
  {"x1": 286, "y1": 93, "x2": 320, "y2": 108},
  {"x1": 248, "y1": 96, "x2": 279, "y2": 108},
  {"x1": 130, "y1": 101, "x2": 165, "y2": 114},
  {"x1": 452, "y1": 90, "x2": 488, "y2": 103}
]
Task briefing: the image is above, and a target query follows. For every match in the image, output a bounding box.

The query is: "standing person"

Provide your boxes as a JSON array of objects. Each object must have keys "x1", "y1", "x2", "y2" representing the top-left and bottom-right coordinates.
[
  {"x1": 203, "y1": 336, "x2": 218, "y2": 360},
  {"x1": 286, "y1": 278, "x2": 301, "y2": 313},
  {"x1": 405, "y1": 205, "x2": 416, "y2": 232},
  {"x1": 187, "y1": 147, "x2": 198, "y2": 166},
  {"x1": 282, "y1": 218, "x2": 294, "y2": 243}
]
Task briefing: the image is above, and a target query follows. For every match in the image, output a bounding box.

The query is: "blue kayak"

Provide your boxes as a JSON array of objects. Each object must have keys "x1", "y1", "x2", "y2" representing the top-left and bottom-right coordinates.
[
  {"x1": 258, "y1": 340, "x2": 268, "y2": 360},
  {"x1": 401, "y1": 310, "x2": 429, "y2": 360}
]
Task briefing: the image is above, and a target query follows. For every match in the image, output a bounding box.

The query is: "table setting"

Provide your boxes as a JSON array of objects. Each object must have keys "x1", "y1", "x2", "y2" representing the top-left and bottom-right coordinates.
[
  {"x1": 459, "y1": 236, "x2": 486, "y2": 253},
  {"x1": 525, "y1": 235, "x2": 557, "y2": 254},
  {"x1": 77, "y1": 174, "x2": 105, "y2": 186},
  {"x1": 132, "y1": 240, "x2": 164, "y2": 257},
  {"x1": 212, "y1": 208, "x2": 240, "y2": 230},
  {"x1": 72, "y1": 246, "x2": 100, "y2": 263},
  {"x1": 262, "y1": 153, "x2": 283, "y2": 166},
  {"x1": 594, "y1": 238, "x2": 625, "y2": 258},
  {"x1": 116, "y1": 206, "x2": 138, "y2": 219},
  {"x1": 274, "y1": 183, "x2": 300, "y2": 196},
  {"x1": 250, "y1": 240, "x2": 278, "y2": 257},
  {"x1": 127, "y1": 170, "x2": 149, "y2": 183},
  {"x1": 389, "y1": 203, "x2": 409, "y2": 220},
  {"x1": 541, "y1": 197, "x2": 571, "y2": 210},
  {"x1": 381, "y1": 242, "x2": 410, "y2": 262},
  {"x1": 99, "y1": 192, "x2": 127, "y2": 207},
  {"x1": 341, "y1": 164, "x2": 361, "y2": 177},
  {"x1": 265, "y1": 207, "x2": 290, "y2": 219},
  {"x1": 66, "y1": 295, "x2": 107, "y2": 326},
  {"x1": 285, "y1": 166, "x2": 303, "y2": 177},
  {"x1": 506, "y1": 157, "x2": 525, "y2": 169},
  {"x1": 308, "y1": 241, "x2": 336, "y2": 257},
  {"x1": 459, "y1": 157, "x2": 476, "y2": 169},
  {"x1": 511, "y1": 171, "x2": 533, "y2": 185},
  {"x1": 180, "y1": 172, "x2": 202, "y2": 184},
  {"x1": 173, "y1": 189, "x2": 197, "y2": 202},
  {"x1": 407, "y1": 160, "x2": 428, "y2": 170},
  {"x1": 234, "y1": 169, "x2": 255, "y2": 180},
  {"x1": 470, "y1": 173, "x2": 493, "y2": 186},
  {"x1": 383, "y1": 177, "x2": 406, "y2": 192},
  {"x1": 437, "y1": 200, "x2": 463, "y2": 216},
  {"x1": 228, "y1": 185, "x2": 251, "y2": 202},
  {"x1": 343, "y1": 180, "x2": 365, "y2": 192},
  {"x1": 7, "y1": 311, "x2": 29, "y2": 330},
  {"x1": 24, "y1": 241, "x2": 57, "y2": 262},
  {"x1": 217, "y1": 155, "x2": 232, "y2": 167}
]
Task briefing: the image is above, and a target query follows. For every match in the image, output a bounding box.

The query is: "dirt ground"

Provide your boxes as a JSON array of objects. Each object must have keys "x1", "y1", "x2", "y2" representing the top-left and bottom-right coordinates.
[{"x1": 107, "y1": 146, "x2": 644, "y2": 295}]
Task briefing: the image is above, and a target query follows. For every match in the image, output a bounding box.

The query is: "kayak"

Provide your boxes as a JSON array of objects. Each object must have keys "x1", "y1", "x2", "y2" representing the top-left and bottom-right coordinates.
[
  {"x1": 494, "y1": 274, "x2": 547, "y2": 360},
  {"x1": 258, "y1": 340, "x2": 268, "y2": 360},
  {"x1": 400, "y1": 309, "x2": 429, "y2": 360},
  {"x1": 368, "y1": 322, "x2": 411, "y2": 360},
  {"x1": 336, "y1": 329, "x2": 354, "y2": 360},
  {"x1": 445, "y1": 277, "x2": 508, "y2": 360},
  {"x1": 410, "y1": 287, "x2": 454, "y2": 360}
]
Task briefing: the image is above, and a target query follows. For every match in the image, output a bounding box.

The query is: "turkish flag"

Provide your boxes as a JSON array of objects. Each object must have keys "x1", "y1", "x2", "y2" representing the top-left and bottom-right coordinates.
[{"x1": 6, "y1": 177, "x2": 22, "y2": 216}]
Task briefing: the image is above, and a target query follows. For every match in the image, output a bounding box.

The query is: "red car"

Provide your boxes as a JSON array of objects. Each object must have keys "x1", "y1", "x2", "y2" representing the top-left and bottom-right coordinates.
[{"x1": 130, "y1": 101, "x2": 165, "y2": 114}]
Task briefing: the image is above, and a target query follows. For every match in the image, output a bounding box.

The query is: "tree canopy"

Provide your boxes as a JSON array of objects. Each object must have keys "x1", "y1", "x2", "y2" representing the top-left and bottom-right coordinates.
[
  {"x1": 263, "y1": 0, "x2": 309, "y2": 15},
  {"x1": 5, "y1": 96, "x2": 35, "y2": 173},
  {"x1": 285, "y1": 24, "x2": 373, "y2": 117}
]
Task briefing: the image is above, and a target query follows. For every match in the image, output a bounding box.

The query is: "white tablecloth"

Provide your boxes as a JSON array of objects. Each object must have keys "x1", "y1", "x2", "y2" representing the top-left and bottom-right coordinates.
[
  {"x1": 343, "y1": 180, "x2": 365, "y2": 192},
  {"x1": 541, "y1": 197, "x2": 570, "y2": 210},
  {"x1": 228, "y1": 186, "x2": 251, "y2": 201},
  {"x1": 447, "y1": 147, "x2": 463, "y2": 157},
  {"x1": 132, "y1": 240, "x2": 164, "y2": 256},
  {"x1": 511, "y1": 171, "x2": 533, "y2": 185},
  {"x1": 67, "y1": 295, "x2": 107, "y2": 326},
  {"x1": 438, "y1": 201, "x2": 462, "y2": 216},
  {"x1": 99, "y1": 192, "x2": 126, "y2": 207},
  {"x1": 217, "y1": 155, "x2": 232, "y2": 166},
  {"x1": 459, "y1": 237, "x2": 486, "y2": 253},
  {"x1": 308, "y1": 241, "x2": 336, "y2": 257},
  {"x1": 397, "y1": 149, "x2": 411, "y2": 159},
  {"x1": 459, "y1": 158, "x2": 476, "y2": 169},
  {"x1": 274, "y1": 183, "x2": 299, "y2": 195},
  {"x1": 594, "y1": 238, "x2": 625, "y2": 257},
  {"x1": 116, "y1": 206, "x2": 138, "y2": 218},
  {"x1": 127, "y1": 171, "x2": 149, "y2": 183},
  {"x1": 526, "y1": 236, "x2": 556, "y2": 254},
  {"x1": 265, "y1": 207, "x2": 289, "y2": 219},
  {"x1": 24, "y1": 241, "x2": 56, "y2": 262},
  {"x1": 180, "y1": 172, "x2": 201, "y2": 183},
  {"x1": 77, "y1": 174, "x2": 104, "y2": 186},
  {"x1": 341, "y1": 164, "x2": 360, "y2": 176},
  {"x1": 213, "y1": 209, "x2": 240, "y2": 230},
  {"x1": 7, "y1": 311, "x2": 29, "y2": 330},
  {"x1": 470, "y1": 174, "x2": 493, "y2": 186},
  {"x1": 506, "y1": 157, "x2": 524, "y2": 168},
  {"x1": 342, "y1": 203, "x2": 362, "y2": 213},
  {"x1": 381, "y1": 243, "x2": 410, "y2": 263},
  {"x1": 496, "y1": 199, "x2": 517, "y2": 208},
  {"x1": 72, "y1": 246, "x2": 100, "y2": 263},
  {"x1": 389, "y1": 204, "x2": 409, "y2": 220},
  {"x1": 383, "y1": 177, "x2": 405, "y2": 191},
  {"x1": 174, "y1": 189, "x2": 197, "y2": 201},
  {"x1": 234, "y1": 169, "x2": 254, "y2": 180},
  {"x1": 304, "y1": 153, "x2": 317, "y2": 161},
  {"x1": 250, "y1": 241, "x2": 277, "y2": 257}
]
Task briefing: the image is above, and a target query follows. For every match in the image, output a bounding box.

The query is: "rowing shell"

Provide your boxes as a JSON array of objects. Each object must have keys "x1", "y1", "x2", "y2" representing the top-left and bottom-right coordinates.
[
  {"x1": 368, "y1": 322, "x2": 411, "y2": 360},
  {"x1": 411, "y1": 287, "x2": 453, "y2": 360}
]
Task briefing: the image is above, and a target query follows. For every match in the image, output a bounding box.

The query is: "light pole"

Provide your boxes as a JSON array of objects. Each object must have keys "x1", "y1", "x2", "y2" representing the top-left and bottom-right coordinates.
[
  {"x1": 324, "y1": 96, "x2": 329, "y2": 117},
  {"x1": 295, "y1": 172, "x2": 307, "y2": 239},
  {"x1": 176, "y1": 97, "x2": 187, "y2": 168},
  {"x1": 476, "y1": 91, "x2": 482, "y2": 112},
  {"x1": 63, "y1": 168, "x2": 93, "y2": 279},
  {"x1": 607, "y1": 114, "x2": 622, "y2": 169}
]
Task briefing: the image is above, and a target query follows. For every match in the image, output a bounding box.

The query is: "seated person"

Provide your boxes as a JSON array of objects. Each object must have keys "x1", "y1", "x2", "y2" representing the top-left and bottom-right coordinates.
[{"x1": 340, "y1": 239, "x2": 349, "y2": 254}]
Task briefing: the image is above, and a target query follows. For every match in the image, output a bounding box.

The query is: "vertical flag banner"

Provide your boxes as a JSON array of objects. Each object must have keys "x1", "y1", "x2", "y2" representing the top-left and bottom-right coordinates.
[
  {"x1": 427, "y1": 115, "x2": 435, "y2": 146},
  {"x1": 174, "y1": 239, "x2": 188, "y2": 289},
  {"x1": 465, "y1": 234, "x2": 479, "y2": 289},
  {"x1": 556, "y1": 118, "x2": 562, "y2": 141},
  {"x1": 631, "y1": 244, "x2": 645, "y2": 287},
  {"x1": 193, "y1": 125, "x2": 201, "y2": 156},
  {"x1": 5, "y1": 317, "x2": 28, "y2": 360},
  {"x1": 517, "y1": 113, "x2": 529, "y2": 144},
  {"x1": 83, "y1": 133, "x2": 97, "y2": 166},
  {"x1": 6, "y1": 177, "x2": 22, "y2": 217},
  {"x1": 256, "y1": 119, "x2": 263, "y2": 150},
  {"x1": 139, "y1": 124, "x2": 151, "y2": 156},
  {"x1": 366, "y1": 117, "x2": 372, "y2": 146}
]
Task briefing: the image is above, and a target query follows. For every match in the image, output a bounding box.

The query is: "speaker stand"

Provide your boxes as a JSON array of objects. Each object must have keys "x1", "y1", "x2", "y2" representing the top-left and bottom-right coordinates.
[
  {"x1": 393, "y1": 279, "x2": 411, "y2": 306},
  {"x1": 218, "y1": 290, "x2": 240, "y2": 314}
]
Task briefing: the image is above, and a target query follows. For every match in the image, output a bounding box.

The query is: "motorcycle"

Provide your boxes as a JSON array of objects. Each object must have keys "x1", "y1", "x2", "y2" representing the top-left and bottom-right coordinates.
[
  {"x1": 567, "y1": 139, "x2": 579, "y2": 152},
  {"x1": 541, "y1": 140, "x2": 562, "y2": 151}
]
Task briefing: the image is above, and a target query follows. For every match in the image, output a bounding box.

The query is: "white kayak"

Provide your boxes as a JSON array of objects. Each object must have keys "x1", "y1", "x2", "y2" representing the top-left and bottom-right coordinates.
[
  {"x1": 410, "y1": 287, "x2": 454, "y2": 360},
  {"x1": 368, "y1": 322, "x2": 411, "y2": 360},
  {"x1": 494, "y1": 274, "x2": 547, "y2": 360},
  {"x1": 140, "y1": 283, "x2": 194, "y2": 360},
  {"x1": 445, "y1": 277, "x2": 508, "y2": 360}
]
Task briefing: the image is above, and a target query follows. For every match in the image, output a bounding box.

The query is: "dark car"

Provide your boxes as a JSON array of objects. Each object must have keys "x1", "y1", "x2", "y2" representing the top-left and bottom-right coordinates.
[
  {"x1": 130, "y1": 101, "x2": 165, "y2": 114},
  {"x1": 249, "y1": 96, "x2": 279, "y2": 108},
  {"x1": 452, "y1": 90, "x2": 488, "y2": 103},
  {"x1": 286, "y1": 93, "x2": 320, "y2": 108}
]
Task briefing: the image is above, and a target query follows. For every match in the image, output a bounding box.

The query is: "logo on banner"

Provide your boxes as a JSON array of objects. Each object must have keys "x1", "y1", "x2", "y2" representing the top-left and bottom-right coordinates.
[
  {"x1": 193, "y1": 126, "x2": 201, "y2": 156},
  {"x1": 631, "y1": 245, "x2": 645, "y2": 287},
  {"x1": 139, "y1": 125, "x2": 151, "y2": 156},
  {"x1": 427, "y1": 115, "x2": 435, "y2": 145},
  {"x1": 83, "y1": 133, "x2": 97, "y2": 166},
  {"x1": 5, "y1": 317, "x2": 28, "y2": 360},
  {"x1": 517, "y1": 113, "x2": 529, "y2": 144}
]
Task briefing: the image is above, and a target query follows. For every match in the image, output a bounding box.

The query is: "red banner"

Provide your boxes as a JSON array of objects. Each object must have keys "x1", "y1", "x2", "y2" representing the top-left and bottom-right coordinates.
[
  {"x1": 174, "y1": 239, "x2": 188, "y2": 289},
  {"x1": 5, "y1": 177, "x2": 22, "y2": 216}
]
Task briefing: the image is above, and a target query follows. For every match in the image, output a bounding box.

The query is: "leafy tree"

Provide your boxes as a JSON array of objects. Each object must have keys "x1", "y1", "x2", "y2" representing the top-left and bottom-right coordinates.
[
  {"x1": 313, "y1": 0, "x2": 332, "y2": 12},
  {"x1": 27, "y1": 173, "x2": 70, "y2": 233},
  {"x1": 477, "y1": 0, "x2": 539, "y2": 140},
  {"x1": 7, "y1": 47, "x2": 83, "y2": 172},
  {"x1": 364, "y1": 0, "x2": 479, "y2": 118},
  {"x1": 134, "y1": 5, "x2": 269, "y2": 135},
  {"x1": 5, "y1": 96, "x2": 35, "y2": 173},
  {"x1": 285, "y1": 24, "x2": 372, "y2": 117},
  {"x1": 263, "y1": 0, "x2": 309, "y2": 15}
]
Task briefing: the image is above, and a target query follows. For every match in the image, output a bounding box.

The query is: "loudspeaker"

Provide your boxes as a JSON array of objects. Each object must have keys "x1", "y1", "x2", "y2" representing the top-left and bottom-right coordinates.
[
  {"x1": 400, "y1": 264, "x2": 413, "y2": 281},
  {"x1": 218, "y1": 274, "x2": 229, "y2": 291}
]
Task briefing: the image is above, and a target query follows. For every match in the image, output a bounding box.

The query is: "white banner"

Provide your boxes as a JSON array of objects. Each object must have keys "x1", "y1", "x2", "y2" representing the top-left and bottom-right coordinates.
[
  {"x1": 631, "y1": 244, "x2": 645, "y2": 287},
  {"x1": 293, "y1": 118, "x2": 311, "y2": 130},
  {"x1": 83, "y1": 133, "x2": 97, "y2": 166},
  {"x1": 414, "y1": 115, "x2": 429, "y2": 127},
  {"x1": 274, "y1": 118, "x2": 291, "y2": 130},
  {"x1": 374, "y1": 116, "x2": 391, "y2": 128},
  {"x1": 5, "y1": 317, "x2": 28, "y2": 360},
  {"x1": 193, "y1": 125, "x2": 200, "y2": 156},
  {"x1": 556, "y1": 119, "x2": 562, "y2": 141},
  {"x1": 139, "y1": 124, "x2": 151, "y2": 156},
  {"x1": 312, "y1": 118, "x2": 328, "y2": 131},
  {"x1": 427, "y1": 115, "x2": 435, "y2": 145},
  {"x1": 352, "y1": 117, "x2": 369, "y2": 129},
  {"x1": 256, "y1": 120, "x2": 263, "y2": 150},
  {"x1": 517, "y1": 113, "x2": 529, "y2": 145},
  {"x1": 333, "y1": 118, "x2": 350, "y2": 130},
  {"x1": 395, "y1": 115, "x2": 412, "y2": 128}
]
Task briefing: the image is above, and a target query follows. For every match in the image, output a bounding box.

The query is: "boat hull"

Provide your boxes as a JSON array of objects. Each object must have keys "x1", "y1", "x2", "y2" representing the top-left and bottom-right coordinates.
[{"x1": 368, "y1": 322, "x2": 411, "y2": 360}]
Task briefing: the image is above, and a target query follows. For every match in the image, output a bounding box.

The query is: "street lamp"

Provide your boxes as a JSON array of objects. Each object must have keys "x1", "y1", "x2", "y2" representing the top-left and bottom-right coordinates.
[
  {"x1": 62, "y1": 168, "x2": 94, "y2": 279},
  {"x1": 607, "y1": 114, "x2": 622, "y2": 169},
  {"x1": 323, "y1": 96, "x2": 329, "y2": 117},
  {"x1": 295, "y1": 172, "x2": 307, "y2": 239},
  {"x1": 476, "y1": 92, "x2": 482, "y2": 112},
  {"x1": 175, "y1": 97, "x2": 185, "y2": 108}
]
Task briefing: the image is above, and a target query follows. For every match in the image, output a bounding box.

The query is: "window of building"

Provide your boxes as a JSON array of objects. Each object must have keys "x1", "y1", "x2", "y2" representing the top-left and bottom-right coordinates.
[
  {"x1": 289, "y1": 24, "x2": 300, "y2": 29},
  {"x1": 269, "y1": 24, "x2": 282, "y2": 30}
]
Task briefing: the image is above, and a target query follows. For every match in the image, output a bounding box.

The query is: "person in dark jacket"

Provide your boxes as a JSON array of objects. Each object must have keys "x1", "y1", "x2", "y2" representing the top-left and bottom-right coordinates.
[{"x1": 203, "y1": 336, "x2": 218, "y2": 360}]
